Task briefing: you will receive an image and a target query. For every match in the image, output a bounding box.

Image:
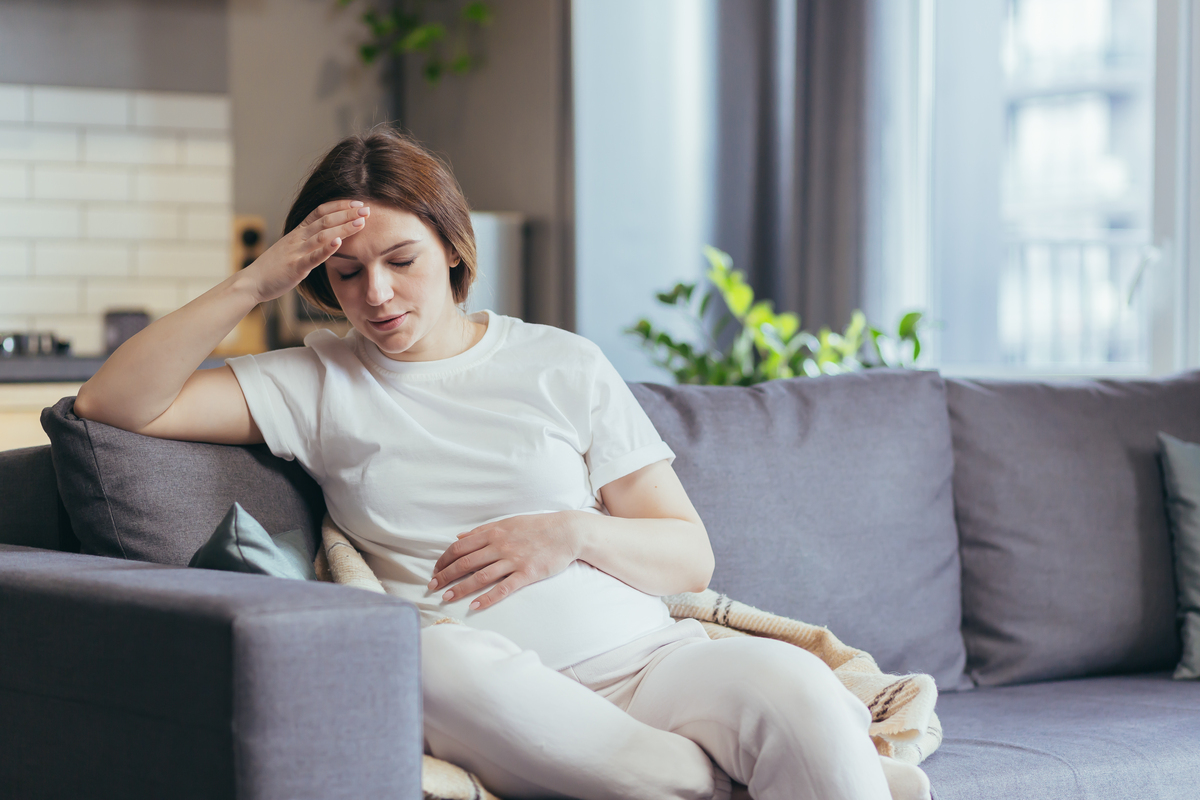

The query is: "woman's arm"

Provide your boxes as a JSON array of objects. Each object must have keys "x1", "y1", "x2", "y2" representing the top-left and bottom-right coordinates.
[
  {"x1": 430, "y1": 459, "x2": 714, "y2": 610},
  {"x1": 74, "y1": 200, "x2": 370, "y2": 443},
  {"x1": 576, "y1": 459, "x2": 715, "y2": 595}
]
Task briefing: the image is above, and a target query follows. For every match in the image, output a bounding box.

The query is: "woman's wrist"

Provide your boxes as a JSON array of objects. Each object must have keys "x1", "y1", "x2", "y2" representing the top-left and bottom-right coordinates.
[
  {"x1": 562, "y1": 510, "x2": 593, "y2": 563},
  {"x1": 227, "y1": 266, "x2": 272, "y2": 308}
]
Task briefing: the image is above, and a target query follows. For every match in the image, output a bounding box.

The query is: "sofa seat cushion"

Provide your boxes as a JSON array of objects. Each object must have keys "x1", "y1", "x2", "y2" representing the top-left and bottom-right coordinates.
[
  {"x1": 946, "y1": 374, "x2": 1200, "y2": 686},
  {"x1": 923, "y1": 673, "x2": 1200, "y2": 800},
  {"x1": 631, "y1": 370, "x2": 970, "y2": 690}
]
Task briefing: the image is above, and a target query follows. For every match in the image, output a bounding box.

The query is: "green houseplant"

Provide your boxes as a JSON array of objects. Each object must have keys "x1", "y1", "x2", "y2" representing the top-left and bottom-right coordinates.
[
  {"x1": 626, "y1": 246, "x2": 924, "y2": 386},
  {"x1": 337, "y1": 0, "x2": 492, "y2": 83}
]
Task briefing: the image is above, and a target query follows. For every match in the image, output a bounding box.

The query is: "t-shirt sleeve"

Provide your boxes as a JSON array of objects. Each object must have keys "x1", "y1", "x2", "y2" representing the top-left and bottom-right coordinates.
[
  {"x1": 583, "y1": 344, "x2": 676, "y2": 500},
  {"x1": 225, "y1": 346, "x2": 324, "y2": 473}
]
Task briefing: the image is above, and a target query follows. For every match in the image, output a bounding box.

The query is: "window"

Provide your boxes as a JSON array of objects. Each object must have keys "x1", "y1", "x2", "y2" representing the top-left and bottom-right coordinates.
[{"x1": 872, "y1": 0, "x2": 1194, "y2": 376}]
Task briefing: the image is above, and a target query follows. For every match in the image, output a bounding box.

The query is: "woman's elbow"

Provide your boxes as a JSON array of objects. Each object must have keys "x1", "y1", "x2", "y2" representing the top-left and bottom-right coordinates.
[
  {"x1": 689, "y1": 542, "x2": 716, "y2": 593},
  {"x1": 72, "y1": 385, "x2": 97, "y2": 421}
]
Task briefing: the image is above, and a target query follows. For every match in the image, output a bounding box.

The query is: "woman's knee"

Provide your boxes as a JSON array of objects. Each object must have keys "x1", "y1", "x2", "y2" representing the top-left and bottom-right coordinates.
[
  {"x1": 715, "y1": 639, "x2": 872, "y2": 730},
  {"x1": 421, "y1": 624, "x2": 535, "y2": 722}
]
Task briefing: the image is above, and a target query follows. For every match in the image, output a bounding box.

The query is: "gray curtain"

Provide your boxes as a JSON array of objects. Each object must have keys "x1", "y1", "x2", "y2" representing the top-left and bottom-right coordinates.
[{"x1": 714, "y1": 0, "x2": 869, "y2": 333}]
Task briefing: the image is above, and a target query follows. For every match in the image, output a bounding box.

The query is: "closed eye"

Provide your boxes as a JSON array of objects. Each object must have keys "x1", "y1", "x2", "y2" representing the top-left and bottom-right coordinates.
[
  {"x1": 336, "y1": 269, "x2": 360, "y2": 281},
  {"x1": 390, "y1": 260, "x2": 415, "y2": 268}
]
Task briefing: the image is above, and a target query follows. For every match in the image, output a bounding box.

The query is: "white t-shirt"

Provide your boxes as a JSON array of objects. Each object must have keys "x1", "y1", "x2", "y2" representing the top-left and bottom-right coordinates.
[{"x1": 226, "y1": 309, "x2": 677, "y2": 669}]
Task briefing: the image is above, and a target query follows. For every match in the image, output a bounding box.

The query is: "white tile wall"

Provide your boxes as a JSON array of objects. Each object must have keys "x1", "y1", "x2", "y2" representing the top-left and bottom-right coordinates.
[
  {"x1": 84, "y1": 129, "x2": 179, "y2": 165},
  {"x1": 136, "y1": 244, "x2": 229, "y2": 278},
  {"x1": 32, "y1": 87, "x2": 130, "y2": 127},
  {"x1": 84, "y1": 205, "x2": 180, "y2": 240},
  {"x1": 133, "y1": 93, "x2": 230, "y2": 131},
  {"x1": 183, "y1": 135, "x2": 232, "y2": 167},
  {"x1": 0, "y1": 202, "x2": 83, "y2": 238},
  {"x1": 0, "y1": 83, "x2": 233, "y2": 355},
  {"x1": 0, "y1": 86, "x2": 28, "y2": 123},
  {"x1": 34, "y1": 165, "x2": 131, "y2": 201},
  {"x1": 0, "y1": 278, "x2": 81, "y2": 316},
  {"x1": 0, "y1": 164, "x2": 28, "y2": 199},
  {"x1": 183, "y1": 208, "x2": 233, "y2": 242},
  {"x1": 135, "y1": 168, "x2": 229, "y2": 204},
  {"x1": 0, "y1": 242, "x2": 31, "y2": 276},
  {"x1": 35, "y1": 242, "x2": 131, "y2": 277}
]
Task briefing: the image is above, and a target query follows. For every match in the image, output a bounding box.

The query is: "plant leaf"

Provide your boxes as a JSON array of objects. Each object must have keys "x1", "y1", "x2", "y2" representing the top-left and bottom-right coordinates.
[
  {"x1": 423, "y1": 58, "x2": 445, "y2": 83},
  {"x1": 899, "y1": 310, "x2": 923, "y2": 340},
  {"x1": 462, "y1": 1, "x2": 493, "y2": 25},
  {"x1": 401, "y1": 22, "x2": 447, "y2": 52}
]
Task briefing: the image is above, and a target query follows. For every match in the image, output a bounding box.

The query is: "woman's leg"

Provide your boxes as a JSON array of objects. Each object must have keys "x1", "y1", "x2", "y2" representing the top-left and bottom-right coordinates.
[
  {"x1": 617, "y1": 635, "x2": 896, "y2": 800},
  {"x1": 421, "y1": 623, "x2": 731, "y2": 800}
]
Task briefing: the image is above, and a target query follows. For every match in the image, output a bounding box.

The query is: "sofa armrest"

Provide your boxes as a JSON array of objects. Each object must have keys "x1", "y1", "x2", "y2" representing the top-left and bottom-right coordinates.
[{"x1": 0, "y1": 545, "x2": 422, "y2": 800}]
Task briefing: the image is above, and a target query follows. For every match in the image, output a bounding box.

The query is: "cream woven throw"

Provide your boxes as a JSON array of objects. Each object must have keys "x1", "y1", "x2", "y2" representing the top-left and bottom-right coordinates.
[{"x1": 315, "y1": 515, "x2": 942, "y2": 800}]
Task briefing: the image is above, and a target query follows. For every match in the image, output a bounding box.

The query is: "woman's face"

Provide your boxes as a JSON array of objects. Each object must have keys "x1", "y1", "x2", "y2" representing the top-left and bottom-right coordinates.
[{"x1": 325, "y1": 203, "x2": 464, "y2": 361}]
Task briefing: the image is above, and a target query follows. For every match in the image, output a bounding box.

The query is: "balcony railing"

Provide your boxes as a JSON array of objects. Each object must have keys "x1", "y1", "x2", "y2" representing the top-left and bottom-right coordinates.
[{"x1": 999, "y1": 235, "x2": 1154, "y2": 368}]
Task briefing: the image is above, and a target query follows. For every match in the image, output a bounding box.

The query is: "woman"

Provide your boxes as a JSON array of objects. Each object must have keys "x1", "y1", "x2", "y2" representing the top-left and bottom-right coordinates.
[{"x1": 75, "y1": 129, "x2": 929, "y2": 800}]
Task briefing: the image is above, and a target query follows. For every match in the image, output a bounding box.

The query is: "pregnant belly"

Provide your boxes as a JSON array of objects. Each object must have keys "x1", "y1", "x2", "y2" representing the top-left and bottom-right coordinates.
[{"x1": 444, "y1": 561, "x2": 674, "y2": 670}]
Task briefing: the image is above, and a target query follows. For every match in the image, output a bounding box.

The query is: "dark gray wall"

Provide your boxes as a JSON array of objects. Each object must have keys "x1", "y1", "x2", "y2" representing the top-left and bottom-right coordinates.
[
  {"x1": 0, "y1": 0, "x2": 227, "y2": 93},
  {"x1": 402, "y1": 0, "x2": 573, "y2": 330}
]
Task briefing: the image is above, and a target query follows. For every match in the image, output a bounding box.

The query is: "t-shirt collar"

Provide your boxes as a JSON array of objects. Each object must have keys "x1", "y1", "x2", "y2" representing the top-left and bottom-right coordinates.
[{"x1": 359, "y1": 308, "x2": 503, "y2": 378}]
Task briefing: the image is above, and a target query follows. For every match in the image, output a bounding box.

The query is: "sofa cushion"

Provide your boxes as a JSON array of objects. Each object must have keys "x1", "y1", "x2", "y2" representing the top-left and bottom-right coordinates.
[
  {"x1": 1157, "y1": 432, "x2": 1200, "y2": 680},
  {"x1": 41, "y1": 397, "x2": 325, "y2": 566},
  {"x1": 631, "y1": 370, "x2": 970, "y2": 690},
  {"x1": 0, "y1": 445, "x2": 79, "y2": 552},
  {"x1": 923, "y1": 673, "x2": 1200, "y2": 799},
  {"x1": 946, "y1": 374, "x2": 1200, "y2": 687}
]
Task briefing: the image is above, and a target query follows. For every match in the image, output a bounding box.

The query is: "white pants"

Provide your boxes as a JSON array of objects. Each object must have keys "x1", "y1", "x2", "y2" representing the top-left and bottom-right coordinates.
[{"x1": 422, "y1": 619, "x2": 894, "y2": 800}]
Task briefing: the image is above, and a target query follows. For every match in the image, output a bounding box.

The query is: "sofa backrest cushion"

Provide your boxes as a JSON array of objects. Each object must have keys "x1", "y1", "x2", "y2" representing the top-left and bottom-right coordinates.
[
  {"x1": 946, "y1": 373, "x2": 1200, "y2": 686},
  {"x1": 0, "y1": 445, "x2": 79, "y2": 552},
  {"x1": 41, "y1": 397, "x2": 326, "y2": 566},
  {"x1": 631, "y1": 370, "x2": 971, "y2": 690}
]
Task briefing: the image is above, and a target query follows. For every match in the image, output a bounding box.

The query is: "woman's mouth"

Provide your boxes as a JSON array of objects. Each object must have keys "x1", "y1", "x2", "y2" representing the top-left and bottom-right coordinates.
[{"x1": 367, "y1": 312, "x2": 408, "y2": 332}]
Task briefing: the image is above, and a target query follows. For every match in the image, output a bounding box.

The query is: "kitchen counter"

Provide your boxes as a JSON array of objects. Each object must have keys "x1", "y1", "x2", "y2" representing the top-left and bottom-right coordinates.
[
  {"x1": 0, "y1": 357, "x2": 226, "y2": 383},
  {"x1": 0, "y1": 359, "x2": 227, "y2": 449}
]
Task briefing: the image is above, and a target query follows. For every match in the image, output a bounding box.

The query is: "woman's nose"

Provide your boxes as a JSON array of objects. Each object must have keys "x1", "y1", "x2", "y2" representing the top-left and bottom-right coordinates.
[{"x1": 364, "y1": 266, "x2": 394, "y2": 306}]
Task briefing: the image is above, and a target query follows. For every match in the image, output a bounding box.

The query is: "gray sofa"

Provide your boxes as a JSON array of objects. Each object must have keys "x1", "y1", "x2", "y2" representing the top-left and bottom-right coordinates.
[{"x1": 2, "y1": 368, "x2": 1198, "y2": 799}]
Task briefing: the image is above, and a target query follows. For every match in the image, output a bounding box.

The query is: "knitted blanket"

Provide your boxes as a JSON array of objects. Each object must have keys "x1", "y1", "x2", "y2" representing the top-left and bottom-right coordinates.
[{"x1": 315, "y1": 516, "x2": 942, "y2": 800}]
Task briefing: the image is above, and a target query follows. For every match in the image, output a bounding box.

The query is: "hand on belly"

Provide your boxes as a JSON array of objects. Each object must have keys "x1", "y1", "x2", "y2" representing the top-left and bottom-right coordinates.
[{"x1": 428, "y1": 510, "x2": 586, "y2": 611}]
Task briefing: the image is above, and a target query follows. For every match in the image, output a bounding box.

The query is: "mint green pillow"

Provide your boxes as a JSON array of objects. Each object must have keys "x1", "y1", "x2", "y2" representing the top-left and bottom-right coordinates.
[
  {"x1": 1158, "y1": 432, "x2": 1200, "y2": 679},
  {"x1": 189, "y1": 502, "x2": 317, "y2": 581}
]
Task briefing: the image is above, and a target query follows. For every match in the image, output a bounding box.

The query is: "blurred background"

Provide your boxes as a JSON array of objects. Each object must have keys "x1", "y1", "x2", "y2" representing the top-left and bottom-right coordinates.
[{"x1": 0, "y1": 0, "x2": 1197, "y2": 445}]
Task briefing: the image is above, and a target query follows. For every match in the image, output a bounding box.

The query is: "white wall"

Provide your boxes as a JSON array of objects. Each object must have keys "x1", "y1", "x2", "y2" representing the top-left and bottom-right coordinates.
[
  {"x1": 572, "y1": 0, "x2": 717, "y2": 381},
  {"x1": 228, "y1": 0, "x2": 392, "y2": 242}
]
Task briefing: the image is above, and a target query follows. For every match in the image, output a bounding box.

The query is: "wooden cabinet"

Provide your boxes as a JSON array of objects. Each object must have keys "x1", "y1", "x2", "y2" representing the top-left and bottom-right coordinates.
[{"x1": 0, "y1": 384, "x2": 81, "y2": 450}]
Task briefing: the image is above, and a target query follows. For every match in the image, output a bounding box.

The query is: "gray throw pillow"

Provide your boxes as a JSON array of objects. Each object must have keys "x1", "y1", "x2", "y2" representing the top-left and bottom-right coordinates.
[
  {"x1": 41, "y1": 397, "x2": 326, "y2": 566},
  {"x1": 1157, "y1": 432, "x2": 1200, "y2": 680},
  {"x1": 190, "y1": 502, "x2": 318, "y2": 580},
  {"x1": 947, "y1": 373, "x2": 1200, "y2": 687}
]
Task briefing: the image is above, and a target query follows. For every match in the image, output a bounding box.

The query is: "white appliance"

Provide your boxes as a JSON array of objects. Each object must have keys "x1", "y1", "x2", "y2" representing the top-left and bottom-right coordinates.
[{"x1": 467, "y1": 212, "x2": 526, "y2": 319}]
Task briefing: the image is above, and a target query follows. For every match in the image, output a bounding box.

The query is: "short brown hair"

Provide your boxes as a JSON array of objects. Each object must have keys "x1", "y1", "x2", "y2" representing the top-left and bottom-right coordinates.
[{"x1": 284, "y1": 127, "x2": 476, "y2": 316}]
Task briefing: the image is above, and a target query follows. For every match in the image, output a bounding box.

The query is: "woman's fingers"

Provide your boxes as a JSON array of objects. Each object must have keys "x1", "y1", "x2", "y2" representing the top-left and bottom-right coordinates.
[
  {"x1": 442, "y1": 560, "x2": 517, "y2": 604},
  {"x1": 301, "y1": 198, "x2": 363, "y2": 227},
  {"x1": 308, "y1": 205, "x2": 370, "y2": 237},
  {"x1": 469, "y1": 573, "x2": 529, "y2": 612},
  {"x1": 303, "y1": 218, "x2": 368, "y2": 264},
  {"x1": 432, "y1": 530, "x2": 490, "y2": 577},
  {"x1": 431, "y1": 542, "x2": 496, "y2": 591}
]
